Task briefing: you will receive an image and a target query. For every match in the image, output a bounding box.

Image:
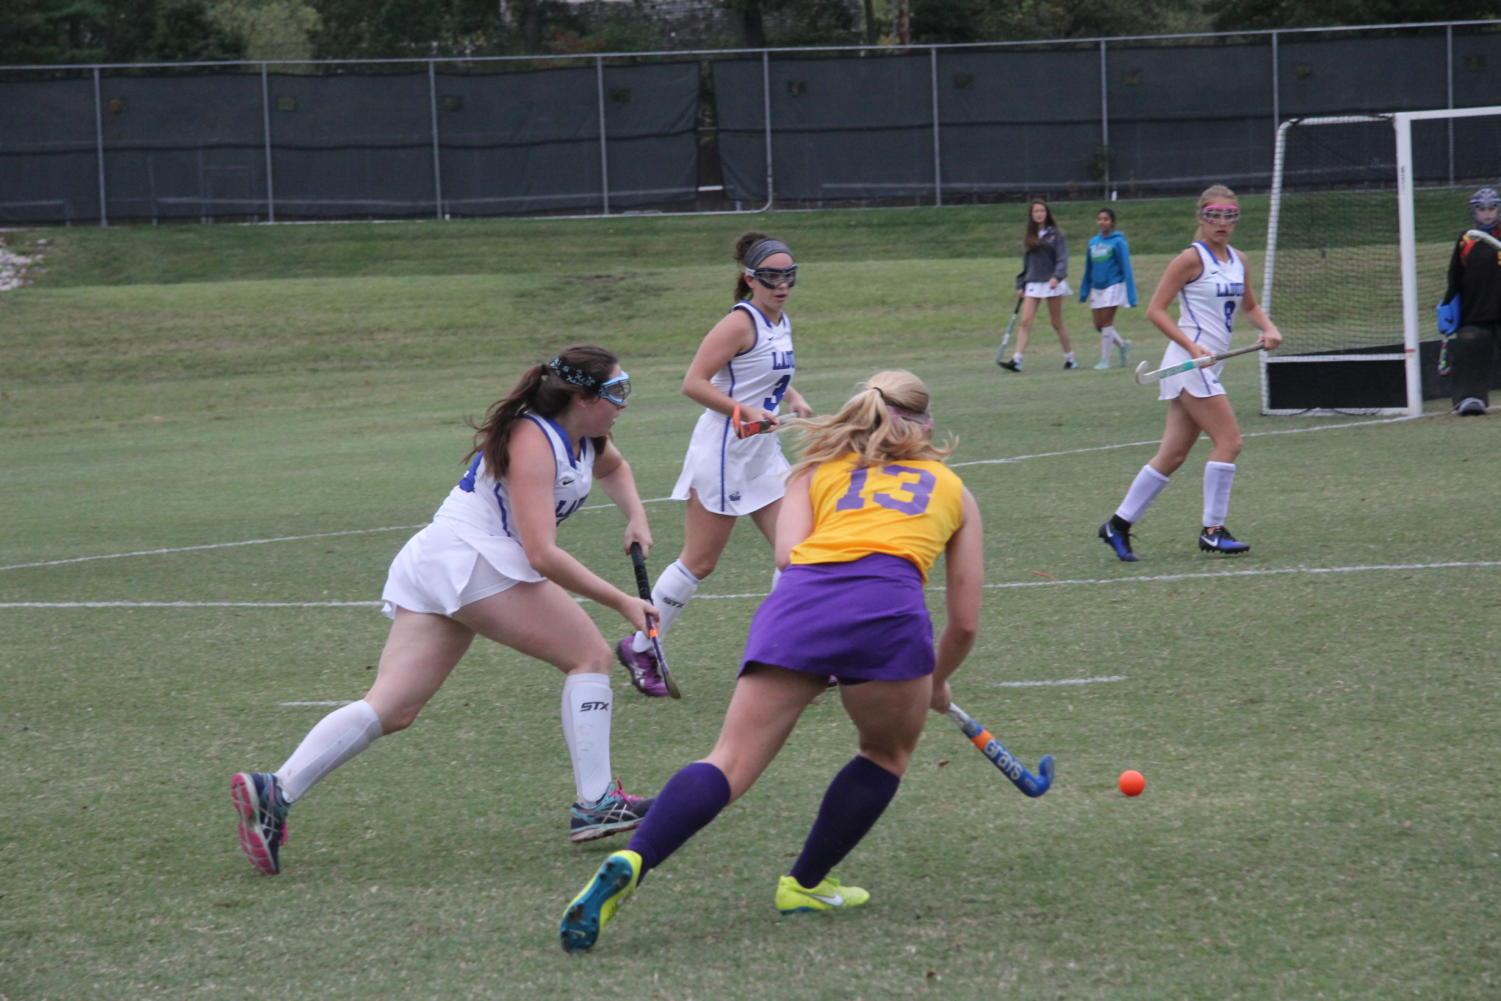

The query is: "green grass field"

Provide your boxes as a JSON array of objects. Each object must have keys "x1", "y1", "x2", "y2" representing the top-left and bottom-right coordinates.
[{"x1": 3, "y1": 204, "x2": 1498, "y2": 1001}]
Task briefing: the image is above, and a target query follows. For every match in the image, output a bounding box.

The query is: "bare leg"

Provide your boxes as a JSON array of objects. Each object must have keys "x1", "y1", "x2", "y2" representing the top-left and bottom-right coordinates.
[
  {"x1": 1047, "y1": 295, "x2": 1073, "y2": 354},
  {"x1": 1013, "y1": 296, "x2": 1042, "y2": 358},
  {"x1": 703, "y1": 666, "x2": 829, "y2": 801}
]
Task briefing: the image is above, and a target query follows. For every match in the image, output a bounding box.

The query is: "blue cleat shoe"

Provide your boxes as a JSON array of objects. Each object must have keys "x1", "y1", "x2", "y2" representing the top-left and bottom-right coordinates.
[
  {"x1": 569, "y1": 778, "x2": 653, "y2": 844},
  {"x1": 1198, "y1": 525, "x2": 1250, "y2": 554},
  {"x1": 1098, "y1": 518, "x2": 1138, "y2": 562},
  {"x1": 231, "y1": 772, "x2": 289, "y2": 875},
  {"x1": 560, "y1": 850, "x2": 642, "y2": 953}
]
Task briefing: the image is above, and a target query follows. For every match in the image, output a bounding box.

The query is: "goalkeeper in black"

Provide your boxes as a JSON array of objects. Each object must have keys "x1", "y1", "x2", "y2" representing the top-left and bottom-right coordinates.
[{"x1": 1441, "y1": 187, "x2": 1501, "y2": 416}]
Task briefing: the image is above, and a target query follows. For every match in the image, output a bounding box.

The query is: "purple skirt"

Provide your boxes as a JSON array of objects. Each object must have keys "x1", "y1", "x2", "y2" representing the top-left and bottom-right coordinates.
[{"x1": 741, "y1": 553, "x2": 935, "y2": 682}]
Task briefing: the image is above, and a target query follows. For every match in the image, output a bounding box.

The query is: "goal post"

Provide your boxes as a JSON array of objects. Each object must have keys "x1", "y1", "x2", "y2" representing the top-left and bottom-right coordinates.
[{"x1": 1260, "y1": 105, "x2": 1501, "y2": 416}]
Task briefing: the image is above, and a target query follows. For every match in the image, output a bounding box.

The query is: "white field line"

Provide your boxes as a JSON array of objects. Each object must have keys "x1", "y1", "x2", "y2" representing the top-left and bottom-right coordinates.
[
  {"x1": 5, "y1": 560, "x2": 1496, "y2": 609},
  {"x1": 0, "y1": 411, "x2": 1440, "y2": 576},
  {"x1": 996, "y1": 675, "x2": 1125, "y2": 687}
]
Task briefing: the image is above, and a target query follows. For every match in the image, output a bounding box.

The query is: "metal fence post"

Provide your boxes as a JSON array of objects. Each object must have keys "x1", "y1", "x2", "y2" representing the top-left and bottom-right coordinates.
[
  {"x1": 261, "y1": 63, "x2": 276, "y2": 223},
  {"x1": 930, "y1": 47, "x2": 942, "y2": 206},
  {"x1": 762, "y1": 50, "x2": 773, "y2": 208},
  {"x1": 1099, "y1": 39, "x2": 1110, "y2": 199},
  {"x1": 428, "y1": 60, "x2": 444, "y2": 219},
  {"x1": 596, "y1": 56, "x2": 610, "y2": 216},
  {"x1": 92, "y1": 67, "x2": 108, "y2": 227},
  {"x1": 1270, "y1": 32, "x2": 1281, "y2": 149},
  {"x1": 1446, "y1": 24, "x2": 1455, "y2": 185}
]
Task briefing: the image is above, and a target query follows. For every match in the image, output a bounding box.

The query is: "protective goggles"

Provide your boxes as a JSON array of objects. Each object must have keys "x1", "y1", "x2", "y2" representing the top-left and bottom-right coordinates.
[
  {"x1": 1200, "y1": 204, "x2": 1241, "y2": 224},
  {"x1": 745, "y1": 265, "x2": 798, "y2": 289},
  {"x1": 599, "y1": 373, "x2": 632, "y2": 406}
]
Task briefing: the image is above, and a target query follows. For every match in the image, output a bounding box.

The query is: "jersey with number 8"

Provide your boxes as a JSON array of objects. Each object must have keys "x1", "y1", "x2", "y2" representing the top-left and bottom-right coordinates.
[{"x1": 790, "y1": 455, "x2": 966, "y2": 581}]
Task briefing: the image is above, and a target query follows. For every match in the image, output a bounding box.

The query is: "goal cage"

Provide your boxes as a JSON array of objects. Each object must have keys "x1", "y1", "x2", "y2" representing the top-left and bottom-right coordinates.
[{"x1": 1260, "y1": 105, "x2": 1501, "y2": 416}]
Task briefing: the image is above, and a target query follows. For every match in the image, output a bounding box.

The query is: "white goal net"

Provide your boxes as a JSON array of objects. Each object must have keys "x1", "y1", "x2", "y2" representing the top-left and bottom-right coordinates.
[{"x1": 1260, "y1": 106, "x2": 1501, "y2": 415}]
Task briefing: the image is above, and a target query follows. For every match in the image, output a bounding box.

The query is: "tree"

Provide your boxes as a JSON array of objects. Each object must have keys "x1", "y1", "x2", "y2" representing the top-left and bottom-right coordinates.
[{"x1": 209, "y1": 0, "x2": 321, "y2": 63}]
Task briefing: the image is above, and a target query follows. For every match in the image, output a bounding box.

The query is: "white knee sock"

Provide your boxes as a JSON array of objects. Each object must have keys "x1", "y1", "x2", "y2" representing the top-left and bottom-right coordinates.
[
  {"x1": 1202, "y1": 461, "x2": 1237, "y2": 527},
  {"x1": 274, "y1": 699, "x2": 384, "y2": 803},
  {"x1": 1098, "y1": 333, "x2": 1113, "y2": 364},
  {"x1": 562, "y1": 673, "x2": 614, "y2": 804},
  {"x1": 632, "y1": 559, "x2": 700, "y2": 651},
  {"x1": 1115, "y1": 464, "x2": 1172, "y2": 524},
  {"x1": 1103, "y1": 325, "x2": 1124, "y2": 347}
]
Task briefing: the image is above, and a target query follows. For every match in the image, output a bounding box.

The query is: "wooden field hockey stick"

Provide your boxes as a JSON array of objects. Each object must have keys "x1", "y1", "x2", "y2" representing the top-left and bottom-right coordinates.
[
  {"x1": 1133, "y1": 343, "x2": 1265, "y2": 385},
  {"x1": 946, "y1": 703, "x2": 1054, "y2": 798},
  {"x1": 626, "y1": 543, "x2": 681, "y2": 699}
]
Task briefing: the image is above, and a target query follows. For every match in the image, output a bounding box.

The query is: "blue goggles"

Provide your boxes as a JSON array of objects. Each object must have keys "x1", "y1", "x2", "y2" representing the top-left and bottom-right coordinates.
[
  {"x1": 745, "y1": 265, "x2": 798, "y2": 290},
  {"x1": 599, "y1": 373, "x2": 631, "y2": 406}
]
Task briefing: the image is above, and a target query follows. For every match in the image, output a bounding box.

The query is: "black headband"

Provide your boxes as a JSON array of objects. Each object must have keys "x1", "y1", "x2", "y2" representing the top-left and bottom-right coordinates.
[{"x1": 548, "y1": 357, "x2": 601, "y2": 394}]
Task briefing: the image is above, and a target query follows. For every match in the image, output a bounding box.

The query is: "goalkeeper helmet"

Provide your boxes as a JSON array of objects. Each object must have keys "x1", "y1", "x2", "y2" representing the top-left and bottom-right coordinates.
[{"x1": 1469, "y1": 187, "x2": 1500, "y2": 225}]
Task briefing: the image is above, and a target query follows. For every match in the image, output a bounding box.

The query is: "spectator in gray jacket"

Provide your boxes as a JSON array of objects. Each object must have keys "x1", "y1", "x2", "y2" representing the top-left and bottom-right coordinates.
[{"x1": 999, "y1": 199, "x2": 1077, "y2": 371}]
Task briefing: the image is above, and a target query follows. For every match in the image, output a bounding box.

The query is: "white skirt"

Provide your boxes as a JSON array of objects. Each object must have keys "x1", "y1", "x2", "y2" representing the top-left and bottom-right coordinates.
[
  {"x1": 1088, "y1": 283, "x2": 1129, "y2": 309},
  {"x1": 671, "y1": 409, "x2": 790, "y2": 516},
  {"x1": 1156, "y1": 341, "x2": 1228, "y2": 402},
  {"x1": 380, "y1": 521, "x2": 533, "y2": 620},
  {"x1": 1024, "y1": 280, "x2": 1071, "y2": 299}
]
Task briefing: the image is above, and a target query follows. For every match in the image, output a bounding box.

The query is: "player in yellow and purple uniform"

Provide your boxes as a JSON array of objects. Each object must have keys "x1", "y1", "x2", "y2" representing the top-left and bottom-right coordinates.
[{"x1": 560, "y1": 370, "x2": 986, "y2": 952}]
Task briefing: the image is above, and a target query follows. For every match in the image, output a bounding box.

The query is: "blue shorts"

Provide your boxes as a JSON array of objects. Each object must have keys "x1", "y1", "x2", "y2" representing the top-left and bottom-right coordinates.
[{"x1": 741, "y1": 553, "x2": 935, "y2": 683}]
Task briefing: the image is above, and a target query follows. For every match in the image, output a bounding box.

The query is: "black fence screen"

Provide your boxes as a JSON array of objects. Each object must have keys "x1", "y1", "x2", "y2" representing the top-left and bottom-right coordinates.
[{"x1": 1, "y1": 21, "x2": 1497, "y2": 225}]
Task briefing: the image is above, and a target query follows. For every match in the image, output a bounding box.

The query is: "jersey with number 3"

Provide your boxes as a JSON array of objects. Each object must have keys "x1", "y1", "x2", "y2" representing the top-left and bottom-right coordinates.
[
  {"x1": 1176, "y1": 241, "x2": 1245, "y2": 355},
  {"x1": 710, "y1": 301, "x2": 795, "y2": 415},
  {"x1": 790, "y1": 455, "x2": 965, "y2": 582}
]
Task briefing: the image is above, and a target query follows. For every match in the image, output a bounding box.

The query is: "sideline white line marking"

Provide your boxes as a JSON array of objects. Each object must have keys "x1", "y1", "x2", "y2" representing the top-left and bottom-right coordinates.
[
  {"x1": 0, "y1": 526, "x2": 423, "y2": 572},
  {"x1": 14, "y1": 559, "x2": 1483, "y2": 609},
  {"x1": 279, "y1": 701, "x2": 352, "y2": 707},
  {"x1": 0, "y1": 411, "x2": 1440, "y2": 574},
  {"x1": 950, "y1": 413, "x2": 1429, "y2": 468},
  {"x1": 0, "y1": 600, "x2": 379, "y2": 608},
  {"x1": 996, "y1": 675, "x2": 1125, "y2": 688}
]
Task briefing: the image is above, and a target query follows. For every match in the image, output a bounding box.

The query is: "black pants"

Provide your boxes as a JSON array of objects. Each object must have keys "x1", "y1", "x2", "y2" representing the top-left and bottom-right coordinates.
[{"x1": 1451, "y1": 322, "x2": 1501, "y2": 406}]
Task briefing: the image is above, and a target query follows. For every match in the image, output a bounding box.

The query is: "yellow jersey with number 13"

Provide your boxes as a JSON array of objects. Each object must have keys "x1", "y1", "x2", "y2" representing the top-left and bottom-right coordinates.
[{"x1": 789, "y1": 454, "x2": 965, "y2": 581}]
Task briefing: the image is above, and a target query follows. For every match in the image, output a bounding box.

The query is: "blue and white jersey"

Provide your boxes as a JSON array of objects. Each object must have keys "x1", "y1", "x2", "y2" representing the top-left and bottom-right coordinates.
[
  {"x1": 1175, "y1": 241, "x2": 1245, "y2": 355},
  {"x1": 433, "y1": 412, "x2": 594, "y2": 538},
  {"x1": 708, "y1": 301, "x2": 796, "y2": 416},
  {"x1": 670, "y1": 301, "x2": 796, "y2": 516}
]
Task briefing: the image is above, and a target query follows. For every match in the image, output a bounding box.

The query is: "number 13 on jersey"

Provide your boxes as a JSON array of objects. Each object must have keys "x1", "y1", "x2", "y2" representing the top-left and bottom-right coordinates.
[{"x1": 835, "y1": 464, "x2": 935, "y2": 515}]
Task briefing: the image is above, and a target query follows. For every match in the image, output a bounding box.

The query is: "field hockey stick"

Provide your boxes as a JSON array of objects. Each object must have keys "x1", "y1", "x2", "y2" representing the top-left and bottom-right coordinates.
[
  {"x1": 1133, "y1": 343, "x2": 1264, "y2": 385},
  {"x1": 994, "y1": 297, "x2": 1022, "y2": 364},
  {"x1": 946, "y1": 703, "x2": 1054, "y2": 798},
  {"x1": 1465, "y1": 228, "x2": 1501, "y2": 252},
  {"x1": 731, "y1": 403, "x2": 775, "y2": 439},
  {"x1": 626, "y1": 542, "x2": 681, "y2": 699}
]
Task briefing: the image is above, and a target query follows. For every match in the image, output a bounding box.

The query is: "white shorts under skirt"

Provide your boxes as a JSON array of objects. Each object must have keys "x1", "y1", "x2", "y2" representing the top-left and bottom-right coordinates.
[
  {"x1": 380, "y1": 521, "x2": 531, "y2": 620},
  {"x1": 1023, "y1": 280, "x2": 1072, "y2": 299},
  {"x1": 1088, "y1": 284, "x2": 1129, "y2": 309}
]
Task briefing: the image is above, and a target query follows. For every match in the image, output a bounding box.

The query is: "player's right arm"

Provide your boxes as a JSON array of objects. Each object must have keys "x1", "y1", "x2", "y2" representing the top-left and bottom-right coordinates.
[
  {"x1": 1145, "y1": 247, "x2": 1211, "y2": 359},
  {"x1": 772, "y1": 467, "x2": 816, "y2": 570},
  {"x1": 931, "y1": 487, "x2": 983, "y2": 714},
  {"x1": 681, "y1": 309, "x2": 776, "y2": 425}
]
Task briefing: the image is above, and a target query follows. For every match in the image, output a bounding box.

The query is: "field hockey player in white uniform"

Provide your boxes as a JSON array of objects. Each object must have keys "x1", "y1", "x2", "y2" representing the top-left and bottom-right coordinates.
[
  {"x1": 1097, "y1": 185, "x2": 1282, "y2": 561},
  {"x1": 230, "y1": 345, "x2": 659, "y2": 875},
  {"x1": 616, "y1": 232, "x2": 811, "y2": 697}
]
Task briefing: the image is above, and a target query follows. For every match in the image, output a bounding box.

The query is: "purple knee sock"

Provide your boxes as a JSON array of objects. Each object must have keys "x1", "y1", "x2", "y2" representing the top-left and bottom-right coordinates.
[
  {"x1": 789, "y1": 755, "x2": 900, "y2": 889},
  {"x1": 627, "y1": 761, "x2": 731, "y2": 874}
]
